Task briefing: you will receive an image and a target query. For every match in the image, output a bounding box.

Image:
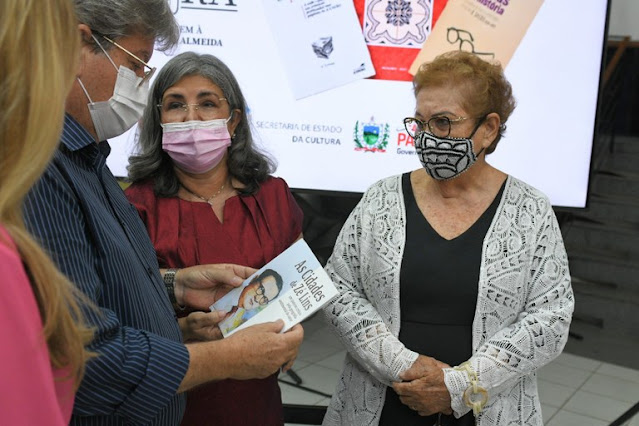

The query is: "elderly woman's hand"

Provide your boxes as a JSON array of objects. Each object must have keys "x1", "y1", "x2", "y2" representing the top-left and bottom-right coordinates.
[{"x1": 392, "y1": 355, "x2": 453, "y2": 416}]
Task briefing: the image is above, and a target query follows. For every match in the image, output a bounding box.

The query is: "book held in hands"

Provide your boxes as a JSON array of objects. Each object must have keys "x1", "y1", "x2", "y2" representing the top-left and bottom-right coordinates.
[{"x1": 211, "y1": 239, "x2": 339, "y2": 337}]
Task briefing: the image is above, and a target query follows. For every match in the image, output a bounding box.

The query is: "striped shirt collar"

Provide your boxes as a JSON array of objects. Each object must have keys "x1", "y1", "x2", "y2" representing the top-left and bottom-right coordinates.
[{"x1": 61, "y1": 114, "x2": 112, "y2": 158}]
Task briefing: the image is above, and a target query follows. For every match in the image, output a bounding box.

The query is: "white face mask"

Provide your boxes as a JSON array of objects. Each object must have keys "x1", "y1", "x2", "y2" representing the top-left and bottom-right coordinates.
[{"x1": 76, "y1": 35, "x2": 149, "y2": 141}]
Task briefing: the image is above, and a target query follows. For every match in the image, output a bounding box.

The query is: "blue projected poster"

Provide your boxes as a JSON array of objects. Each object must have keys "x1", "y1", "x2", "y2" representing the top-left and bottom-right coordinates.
[{"x1": 107, "y1": 0, "x2": 609, "y2": 208}]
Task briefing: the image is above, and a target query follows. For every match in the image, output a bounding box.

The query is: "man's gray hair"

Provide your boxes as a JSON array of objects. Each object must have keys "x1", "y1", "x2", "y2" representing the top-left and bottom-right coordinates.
[{"x1": 74, "y1": 0, "x2": 180, "y2": 51}]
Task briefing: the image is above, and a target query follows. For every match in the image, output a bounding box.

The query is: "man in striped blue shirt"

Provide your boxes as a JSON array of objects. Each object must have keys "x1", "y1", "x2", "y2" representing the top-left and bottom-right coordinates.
[{"x1": 23, "y1": 1, "x2": 303, "y2": 425}]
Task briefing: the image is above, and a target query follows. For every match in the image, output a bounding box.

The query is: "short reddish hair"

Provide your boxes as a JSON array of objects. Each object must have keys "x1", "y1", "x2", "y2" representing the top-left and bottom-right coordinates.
[{"x1": 413, "y1": 51, "x2": 516, "y2": 154}]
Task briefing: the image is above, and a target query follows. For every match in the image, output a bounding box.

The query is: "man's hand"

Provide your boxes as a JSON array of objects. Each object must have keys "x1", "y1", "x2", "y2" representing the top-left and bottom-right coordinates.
[
  {"x1": 223, "y1": 321, "x2": 304, "y2": 380},
  {"x1": 179, "y1": 311, "x2": 226, "y2": 342},
  {"x1": 180, "y1": 320, "x2": 304, "y2": 392},
  {"x1": 392, "y1": 355, "x2": 453, "y2": 416},
  {"x1": 175, "y1": 264, "x2": 257, "y2": 310}
]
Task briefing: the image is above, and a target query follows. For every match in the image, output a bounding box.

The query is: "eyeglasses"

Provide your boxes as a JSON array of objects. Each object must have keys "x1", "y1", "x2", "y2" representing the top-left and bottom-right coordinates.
[
  {"x1": 446, "y1": 27, "x2": 495, "y2": 59},
  {"x1": 102, "y1": 35, "x2": 156, "y2": 86},
  {"x1": 404, "y1": 115, "x2": 473, "y2": 138},
  {"x1": 157, "y1": 97, "x2": 229, "y2": 121},
  {"x1": 255, "y1": 283, "x2": 270, "y2": 306}
]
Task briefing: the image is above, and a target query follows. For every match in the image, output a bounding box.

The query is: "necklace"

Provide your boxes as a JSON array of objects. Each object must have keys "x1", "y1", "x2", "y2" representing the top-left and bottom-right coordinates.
[{"x1": 181, "y1": 181, "x2": 226, "y2": 206}]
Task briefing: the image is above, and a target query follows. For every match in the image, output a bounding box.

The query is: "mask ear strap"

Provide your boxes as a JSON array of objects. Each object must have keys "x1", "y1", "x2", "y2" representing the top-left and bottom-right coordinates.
[
  {"x1": 76, "y1": 77, "x2": 94, "y2": 104},
  {"x1": 91, "y1": 34, "x2": 118, "y2": 72}
]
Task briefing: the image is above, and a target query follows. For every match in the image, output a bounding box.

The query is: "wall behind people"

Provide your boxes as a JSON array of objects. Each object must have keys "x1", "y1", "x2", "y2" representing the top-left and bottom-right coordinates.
[
  {"x1": 607, "y1": 0, "x2": 639, "y2": 137},
  {"x1": 609, "y1": 0, "x2": 639, "y2": 39}
]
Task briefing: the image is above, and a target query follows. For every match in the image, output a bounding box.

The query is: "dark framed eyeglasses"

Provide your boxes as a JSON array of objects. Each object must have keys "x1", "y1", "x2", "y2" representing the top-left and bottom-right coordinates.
[
  {"x1": 255, "y1": 283, "x2": 269, "y2": 306},
  {"x1": 404, "y1": 116, "x2": 473, "y2": 138},
  {"x1": 102, "y1": 35, "x2": 156, "y2": 86}
]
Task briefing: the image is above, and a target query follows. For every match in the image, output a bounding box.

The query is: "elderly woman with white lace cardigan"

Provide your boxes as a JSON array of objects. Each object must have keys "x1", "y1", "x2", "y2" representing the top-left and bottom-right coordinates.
[{"x1": 321, "y1": 51, "x2": 574, "y2": 426}]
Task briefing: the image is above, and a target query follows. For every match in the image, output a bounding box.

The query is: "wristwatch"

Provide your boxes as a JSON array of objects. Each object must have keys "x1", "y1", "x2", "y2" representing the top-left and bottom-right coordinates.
[{"x1": 163, "y1": 268, "x2": 180, "y2": 305}]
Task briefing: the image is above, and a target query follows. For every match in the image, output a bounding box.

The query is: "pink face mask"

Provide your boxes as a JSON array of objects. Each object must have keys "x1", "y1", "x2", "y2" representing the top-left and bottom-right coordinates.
[{"x1": 161, "y1": 116, "x2": 232, "y2": 174}]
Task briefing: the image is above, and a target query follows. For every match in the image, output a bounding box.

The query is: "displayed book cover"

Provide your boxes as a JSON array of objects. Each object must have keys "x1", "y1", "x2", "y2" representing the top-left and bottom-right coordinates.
[
  {"x1": 262, "y1": 0, "x2": 375, "y2": 99},
  {"x1": 409, "y1": 0, "x2": 544, "y2": 75},
  {"x1": 355, "y1": 0, "x2": 449, "y2": 81},
  {"x1": 211, "y1": 239, "x2": 339, "y2": 337}
]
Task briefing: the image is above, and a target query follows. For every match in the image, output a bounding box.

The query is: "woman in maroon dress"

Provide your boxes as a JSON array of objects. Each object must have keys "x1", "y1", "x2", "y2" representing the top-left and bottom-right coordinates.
[{"x1": 125, "y1": 52, "x2": 303, "y2": 426}]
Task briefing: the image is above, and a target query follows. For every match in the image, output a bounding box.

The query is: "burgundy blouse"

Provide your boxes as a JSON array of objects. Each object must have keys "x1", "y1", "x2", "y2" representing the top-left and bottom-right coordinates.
[{"x1": 125, "y1": 176, "x2": 303, "y2": 426}]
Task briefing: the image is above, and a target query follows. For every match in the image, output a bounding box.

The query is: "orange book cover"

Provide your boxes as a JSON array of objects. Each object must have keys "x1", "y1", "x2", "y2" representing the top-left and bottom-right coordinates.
[
  {"x1": 355, "y1": 0, "x2": 449, "y2": 81},
  {"x1": 409, "y1": 0, "x2": 544, "y2": 74}
]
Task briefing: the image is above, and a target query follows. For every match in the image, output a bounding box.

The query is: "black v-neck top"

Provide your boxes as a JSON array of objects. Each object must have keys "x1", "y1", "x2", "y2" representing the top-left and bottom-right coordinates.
[{"x1": 379, "y1": 172, "x2": 505, "y2": 426}]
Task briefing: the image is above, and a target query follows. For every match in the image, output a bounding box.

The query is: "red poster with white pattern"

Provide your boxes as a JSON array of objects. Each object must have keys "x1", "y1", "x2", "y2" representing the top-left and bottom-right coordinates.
[{"x1": 354, "y1": 0, "x2": 448, "y2": 81}]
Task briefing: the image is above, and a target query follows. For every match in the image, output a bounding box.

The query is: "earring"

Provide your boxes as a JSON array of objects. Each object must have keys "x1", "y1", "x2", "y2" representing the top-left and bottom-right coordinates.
[{"x1": 231, "y1": 133, "x2": 236, "y2": 140}]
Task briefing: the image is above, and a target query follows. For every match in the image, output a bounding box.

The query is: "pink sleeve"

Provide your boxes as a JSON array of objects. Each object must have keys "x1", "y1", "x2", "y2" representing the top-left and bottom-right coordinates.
[{"x1": 0, "y1": 233, "x2": 74, "y2": 424}]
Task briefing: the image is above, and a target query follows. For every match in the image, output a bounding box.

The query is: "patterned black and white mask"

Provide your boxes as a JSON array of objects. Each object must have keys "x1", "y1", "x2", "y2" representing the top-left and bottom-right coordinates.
[{"x1": 414, "y1": 132, "x2": 484, "y2": 180}]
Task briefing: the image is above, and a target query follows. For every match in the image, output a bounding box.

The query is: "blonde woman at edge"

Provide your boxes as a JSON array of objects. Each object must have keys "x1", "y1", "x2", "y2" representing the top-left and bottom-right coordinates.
[{"x1": 0, "y1": 0, "x2": 93, "y2": 423}]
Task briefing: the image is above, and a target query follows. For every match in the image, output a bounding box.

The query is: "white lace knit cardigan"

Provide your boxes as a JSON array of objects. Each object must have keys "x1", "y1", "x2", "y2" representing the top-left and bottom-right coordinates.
[{"x1": 321, "y1": 174, "x2": 574, "y2": 426}]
